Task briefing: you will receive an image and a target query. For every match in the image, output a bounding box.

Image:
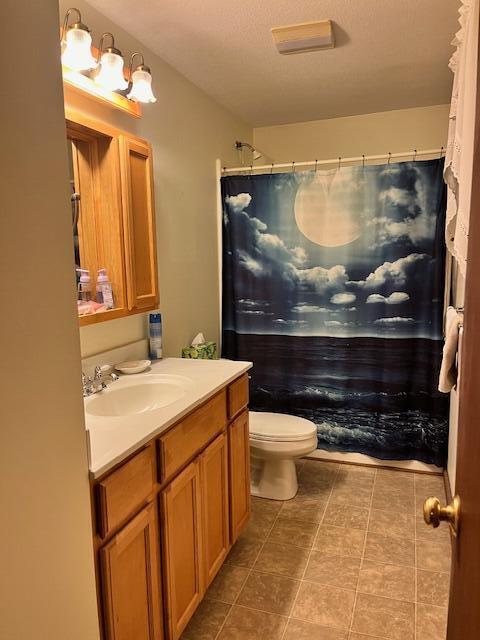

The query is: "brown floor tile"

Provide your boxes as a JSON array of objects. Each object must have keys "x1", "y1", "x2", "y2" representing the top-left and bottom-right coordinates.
[
  {"x1": 368, "y1": 508, "x2": 415, "y2": 539},
  {"x1": 415, "y1": 515, "x2": 451, "y2": 543},
  {"x1": 414, "y1": 474, "x2": 446, "y2": 500},
  {"x1": 416, "y1": 540, "x2": 452, "y2": 573},
  {"x1": 329, "y1": 484, "x2": 373, "y2": 508},
  {"x1": 217, "y1": 605, "x2": 287, "y2": 640},
  {"x1": 242, "y1": 509, "x2": 277, "y2": 540},
  {"x1": 280, "y1": 495, "x2": 326, "y2": 522},
  {"x1": 251, "y1": 496, "x2": 284, "y2": 517},
  {"x1": 323, "y1": 503, "x2": 369, "y2": 530},
  {"x1": 376, "y1": 469, "x2": 414, "y2": 492},
  {"x1": 181, "y1": 599, "x2": 231, "y2": 640},
  {"x1": 226, "y1": 535, "x2": 264, "y2": 568},
  {"x1": 357, "y1": 560, "x2": 415, "y2": 602},
  {"x1": 206, "y1": 564, "x2": 249, "y2": 604},
  {"x1": 314, "y1": 525, "x2": 365, "y2": 557},
  {"x1": 351, "y1": 593, "x2": 415, "y2": 639},
  {"x1": 371, "y1": 487, "x2": 414, "y2": 512},
  {"x1": 300, "y1": 460, "x2": 339, "y2": 481},
  {"x1": 298, "y1": 472, "x2": 336, "y2": 491},
  {"x1": 415, "y1": 494, "x2": 429, "y2": 512},
  {"x1": 295, "y1": 459, "x2": 306, "y2": 472},
  {"x1": 304, "y1": 551, "x2": 361, "y2": 589},
  {"x1": 292, "y1": 582, "x2": 355, "y2": 630},
  {"x1": 416, "y1": 569, "x2": 450, "y2": 607},
  {"x1": 237, "y1": 571, "x2": 300, "y2": 615},
  {"x1": 333, "y1": 475, "x2": 375, "y2": 495},
  {"x1": 335, "y1": 465, "x2": 376, "y2": 482},
  {"x1": 297, "y1": 481, "x2": 333, "y2": 500},
  {"x1": 268, "y1": 516, "x2": 318, "y2": 548},
  {"x1": 284, "y1": 618, "x2": 348, "y2": 639},
  {"x1": 253, "y1": 542, "x2": 310, "y2": 578},
  {"x1": 416, "y1": 603, "x2": 448, "y2": 640},
  {"x1": 364, "y1": 532, "x2": 415, "y2": 567}
]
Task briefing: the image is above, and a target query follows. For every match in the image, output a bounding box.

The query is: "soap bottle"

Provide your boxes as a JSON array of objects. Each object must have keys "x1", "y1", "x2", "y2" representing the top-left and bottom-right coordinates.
[
  {"x1": 77, "y1": 268, "x2": 92, "y2": 302},
  {"x1": 96, "y1": 268, "x2": 114, "y2": 309},
  {"x1": 149, "y1": 312, "x2": 163, "y2": 360}
]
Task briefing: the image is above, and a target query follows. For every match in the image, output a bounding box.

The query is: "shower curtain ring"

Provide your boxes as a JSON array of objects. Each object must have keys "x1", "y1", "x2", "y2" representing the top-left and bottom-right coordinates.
[
  {"x1": 270, "y1": 163, "x2": 274, "y2": 174},
  {"x1": 439, "y1": 146, "x2": 444, "y2": 158},
  {"x1": 338, "y1": 157, "x2": 341, "y2": 170},
  {"x1": 249, "y1": 164, "x2": 253, "y2": 176},
  {"x1": 362, "y1": 155, "x2": 365, "y2": 168},
  {"x1": 292, "y1": 161, "x2": 296, "y2": 173},
  {"x1": 315, "y1": 159, "x2": 318, "y2": 172},
  {"x1": 413, "y1": 149, "x2": 417, "y2": 162},
  {"x1": 388, "y1": 152, "x2": 392, "y2": 165}
]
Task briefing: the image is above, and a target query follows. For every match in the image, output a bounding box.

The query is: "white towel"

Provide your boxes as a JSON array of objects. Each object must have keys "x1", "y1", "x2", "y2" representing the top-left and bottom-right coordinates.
[{"x1": 438, "y1": 307, "x2": 461, "y2": 393}]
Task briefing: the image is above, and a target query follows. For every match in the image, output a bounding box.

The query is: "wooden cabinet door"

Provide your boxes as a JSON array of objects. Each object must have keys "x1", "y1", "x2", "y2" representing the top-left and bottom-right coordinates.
[
  {"x1": 228, "y1": 411, "x2": 251, "y2": 543},
  {"x1": 100, "y1": 503, "x2": 163, "y2": 640},
  {"x1": 200, "y1": 432, "x2": 230, "y2": 587},
  {"x1": 161, "y1": 460, "x2": 204, "y2": 640},
  {"x1": 119, "y1": 135, "x2": 158, "y2": 312}
]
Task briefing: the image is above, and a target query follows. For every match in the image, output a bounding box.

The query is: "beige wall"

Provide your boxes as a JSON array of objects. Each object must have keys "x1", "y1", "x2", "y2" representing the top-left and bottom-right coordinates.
[
  {"x1": 0, "y1": 2, "x2": 99, "y2": 638},
  {"x1": 254, "y1": 105, "x2": 450, "y2": 162},
  {"x1": 60, "y1": 0, "x2": 252, "y2": 358}
]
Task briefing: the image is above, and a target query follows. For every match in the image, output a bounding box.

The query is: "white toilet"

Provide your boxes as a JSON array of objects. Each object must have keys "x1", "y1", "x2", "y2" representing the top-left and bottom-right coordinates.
[{"x1": 249, "y1": 411, "x2": 318, "y2": 500}]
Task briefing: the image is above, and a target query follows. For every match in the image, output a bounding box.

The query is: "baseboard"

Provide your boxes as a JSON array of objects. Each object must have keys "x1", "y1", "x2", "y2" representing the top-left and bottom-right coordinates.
[
  {"x1": 444, "y1": 468, "x2": 453, "y2": 503},
  {"x1": 306, "y1": 449, "x2": 443, "y2": 474}
]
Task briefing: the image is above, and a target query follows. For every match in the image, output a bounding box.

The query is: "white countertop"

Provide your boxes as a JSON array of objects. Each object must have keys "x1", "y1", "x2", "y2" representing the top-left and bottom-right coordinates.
[{"x1": 85, "y1": 358, "x2": 252, "y2": 479}]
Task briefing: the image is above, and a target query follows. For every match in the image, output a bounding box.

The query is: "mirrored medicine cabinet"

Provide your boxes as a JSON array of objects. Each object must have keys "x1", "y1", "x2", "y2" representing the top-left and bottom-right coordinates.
[{"x1": 66, "y1": 110, "x2": 159, "y2": 326}]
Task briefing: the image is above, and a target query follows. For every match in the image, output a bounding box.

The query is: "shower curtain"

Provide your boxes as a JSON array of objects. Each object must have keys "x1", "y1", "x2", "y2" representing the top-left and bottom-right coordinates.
[{"x1": 221, "y1": 160, "x2": 449, "y2": 466}]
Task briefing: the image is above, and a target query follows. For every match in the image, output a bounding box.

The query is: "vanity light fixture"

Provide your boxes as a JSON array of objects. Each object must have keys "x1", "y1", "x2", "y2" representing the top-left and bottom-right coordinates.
[
  {"x1": 94, "y1": 32, "x2": 128, "y2": 91},
  {"x1": 61, "y1": 7, "x2": 97, "y2": 71},
  {"x1": 127, "y1": 53, "x2": 157, "y2": 103},
  {"x1": 60, "y1": 9, "x2": 155, "y2": 115}
]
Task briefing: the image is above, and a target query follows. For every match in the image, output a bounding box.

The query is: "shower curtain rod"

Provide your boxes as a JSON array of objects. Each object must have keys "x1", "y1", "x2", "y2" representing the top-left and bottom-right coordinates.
[{"x1": 221, "y1": 147, "x2": 444, "y2": 174}]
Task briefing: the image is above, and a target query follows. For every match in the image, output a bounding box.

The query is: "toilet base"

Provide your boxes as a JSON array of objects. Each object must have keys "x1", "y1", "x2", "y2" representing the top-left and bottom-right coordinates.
[{"x1": 250, "y1": 457, "x2": 298, "y2": 501}]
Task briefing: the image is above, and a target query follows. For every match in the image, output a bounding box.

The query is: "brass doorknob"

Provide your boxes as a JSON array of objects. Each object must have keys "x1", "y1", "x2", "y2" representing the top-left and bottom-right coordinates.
[{"x1": 423, "y1": 495, "x2": 460, "y2": 536}]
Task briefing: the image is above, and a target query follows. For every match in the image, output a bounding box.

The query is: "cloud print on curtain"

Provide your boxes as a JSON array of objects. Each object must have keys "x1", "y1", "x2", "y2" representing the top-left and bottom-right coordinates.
[{"x1": 221, "y1": 160, "x2": 449, "y2": 466}]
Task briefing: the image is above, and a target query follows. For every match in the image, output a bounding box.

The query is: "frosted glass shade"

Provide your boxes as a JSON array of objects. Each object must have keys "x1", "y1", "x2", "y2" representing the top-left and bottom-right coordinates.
[
  {"x1": 61, "y1": 27, "x2": 97, "y2": 71},
  {"x1": 95, "y1": 52, "x2": 128, "y2": 91},
  {"x1": 127, "y1": 69, "x2": 157, "y2": 103}
]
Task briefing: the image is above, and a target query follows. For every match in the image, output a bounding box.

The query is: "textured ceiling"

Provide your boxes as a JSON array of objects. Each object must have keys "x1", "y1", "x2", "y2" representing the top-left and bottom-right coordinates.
[{"x1": 88, "y1": 0, "x2": 459, "y2": 126}]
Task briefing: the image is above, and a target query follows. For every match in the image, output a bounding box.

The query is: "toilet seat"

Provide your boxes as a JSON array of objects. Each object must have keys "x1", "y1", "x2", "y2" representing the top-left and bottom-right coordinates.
[{"x1": 249, "y1": 412, "x2": 317, "y2": 442}]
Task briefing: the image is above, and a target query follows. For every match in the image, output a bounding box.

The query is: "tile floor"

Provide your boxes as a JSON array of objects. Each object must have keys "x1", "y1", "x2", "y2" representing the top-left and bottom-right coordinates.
[{"x1": 182, "y1": 460, "x2": 451, "y2": 640}]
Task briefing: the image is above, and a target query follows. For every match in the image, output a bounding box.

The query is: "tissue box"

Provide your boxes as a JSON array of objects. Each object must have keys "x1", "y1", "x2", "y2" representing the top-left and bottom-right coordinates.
[{"x1": 181, "y1": 341, "x2": 217, "y2": 359}]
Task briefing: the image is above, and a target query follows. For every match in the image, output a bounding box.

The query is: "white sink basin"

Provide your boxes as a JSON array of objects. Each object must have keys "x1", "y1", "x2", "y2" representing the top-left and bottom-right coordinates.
[{"x1": 85, "y1": 374, "x2": 193, "y2": 418}]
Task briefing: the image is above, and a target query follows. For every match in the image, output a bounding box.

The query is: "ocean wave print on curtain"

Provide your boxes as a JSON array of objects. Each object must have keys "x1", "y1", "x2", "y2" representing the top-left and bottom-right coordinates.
[{"x1": 221, "y1": 160, "x2": 449, "y2": 466}]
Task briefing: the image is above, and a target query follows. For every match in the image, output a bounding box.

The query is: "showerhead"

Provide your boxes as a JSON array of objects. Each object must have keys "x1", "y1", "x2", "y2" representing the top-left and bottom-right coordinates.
[{"x1": 235, "y1": 140, "x2": 264, "y2": 162}]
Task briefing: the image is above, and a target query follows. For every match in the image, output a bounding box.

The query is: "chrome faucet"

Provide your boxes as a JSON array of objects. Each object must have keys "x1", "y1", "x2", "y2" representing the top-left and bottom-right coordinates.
[{"x1": 82, "y1": 365, "x2": 119, "y2": 397}]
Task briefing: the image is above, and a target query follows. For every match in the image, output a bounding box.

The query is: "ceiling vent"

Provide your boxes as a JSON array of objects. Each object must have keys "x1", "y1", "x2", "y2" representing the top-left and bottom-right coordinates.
[{"x1": 271, "y1": 20, "x2": 335, "y2": 55}]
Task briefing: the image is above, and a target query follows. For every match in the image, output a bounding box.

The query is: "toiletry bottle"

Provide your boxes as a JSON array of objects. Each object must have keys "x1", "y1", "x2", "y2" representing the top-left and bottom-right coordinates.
[
  {"x1": 96, "y1": 268, "x2": 114, "y2": 309},
  {"x1": 76, "y1": 268, "x2": 92, "y2": 302},
  {"x1": 149, "y1": 312, "x2": 163, "y2": 360}
]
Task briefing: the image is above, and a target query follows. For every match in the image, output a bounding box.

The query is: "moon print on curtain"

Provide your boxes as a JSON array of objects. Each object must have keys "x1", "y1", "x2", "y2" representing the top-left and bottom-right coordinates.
[{"x1": 221, "y1": 160, "x2": 449, "y2": 466}]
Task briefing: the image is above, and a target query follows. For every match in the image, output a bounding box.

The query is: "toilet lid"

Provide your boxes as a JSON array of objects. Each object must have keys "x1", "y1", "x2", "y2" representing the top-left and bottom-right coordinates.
[{"x1": 249, "y1": 412, "x2": 317, "y2": 442}]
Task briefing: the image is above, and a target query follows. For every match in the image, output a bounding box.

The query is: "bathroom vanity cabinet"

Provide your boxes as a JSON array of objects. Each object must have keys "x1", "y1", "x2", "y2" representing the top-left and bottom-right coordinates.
[{"x1": 91, "y1": 373, "x2": 250, "y2": 640}]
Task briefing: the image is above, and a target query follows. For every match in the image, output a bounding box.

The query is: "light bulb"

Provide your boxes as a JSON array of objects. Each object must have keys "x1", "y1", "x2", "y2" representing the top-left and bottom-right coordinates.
[
  {"x1": 127, "y1": 68, "x2": 157, "y2": 103},
  {"x1": 61, "y1": 26, "x2": 97, "y2": 71},
  {"x1": 95, "y1": 51, "x2": 128, "y2": 91}
]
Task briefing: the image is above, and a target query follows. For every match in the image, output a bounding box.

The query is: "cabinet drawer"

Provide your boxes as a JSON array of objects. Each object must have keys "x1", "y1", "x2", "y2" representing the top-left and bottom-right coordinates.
[
  {"x1": 159, "y1": 390, "x2": 227, "y2": 482},
  {"x1": 228, "y1": 375, "x2": 249, "y2": 419},
  {"x1": 96, "y1": 446, "x2": 155, "y2": 538}
]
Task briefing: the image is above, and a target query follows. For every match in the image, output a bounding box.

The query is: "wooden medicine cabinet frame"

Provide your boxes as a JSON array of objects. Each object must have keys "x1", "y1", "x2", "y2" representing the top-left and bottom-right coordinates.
[{"x1": 66, "y1": 109, "x2": 159, "y2": 326}]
